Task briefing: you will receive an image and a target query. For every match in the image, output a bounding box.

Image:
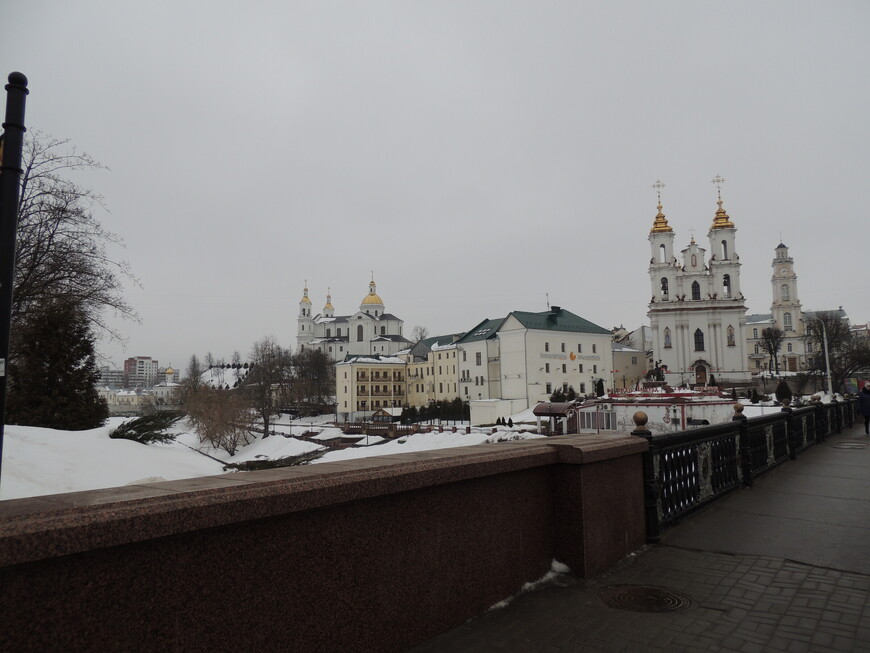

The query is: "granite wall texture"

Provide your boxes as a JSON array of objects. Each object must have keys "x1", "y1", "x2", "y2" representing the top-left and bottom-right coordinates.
[{"x1": 0, "y1": 435, "x2": 646, "y2": 652}]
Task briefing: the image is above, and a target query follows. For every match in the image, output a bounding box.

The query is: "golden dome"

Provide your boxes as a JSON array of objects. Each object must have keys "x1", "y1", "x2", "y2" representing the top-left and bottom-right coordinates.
[
  {"x1": 710, "y1": 196, "x2": 734, "y2": 230},
  {"x1": 300, "y1": 283, "x2": 311, "y2": 304},
  {"x1": 324, "y1": 291, "x2": 334, "y2": 311},
  {"x1": 650, "y1": 201, "x2": 673, "y2": 233},
  {"x1": 165, "y1": 367, "x2": 174, "y2": 374},
  {"x1": 361, "y1": 279, "x2": 384, "y2": 305}
]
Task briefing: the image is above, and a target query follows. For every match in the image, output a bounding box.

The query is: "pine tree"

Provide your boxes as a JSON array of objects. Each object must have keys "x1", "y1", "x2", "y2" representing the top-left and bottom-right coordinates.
[{"x1": 7, "y1": 300, "x2": 108, "y2": 430}]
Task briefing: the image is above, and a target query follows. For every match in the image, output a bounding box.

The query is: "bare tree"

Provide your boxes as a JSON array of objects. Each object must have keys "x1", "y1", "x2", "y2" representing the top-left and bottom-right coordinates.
[
  {"x1": 180, "y1": 354, "x2": 202, "y2": 406},
  {"x1": 246, "y1": 336, "x2": 291, "y2": 437},
  {"x1": 12, "y1": 132, "x2": 138, "y2": 340},
  {"x1": 805, "y1": 311, "x2": 870, "y2": 391},
  {"x1": 289, "y1": 349, "x2": 335, "y2": 409},
  {"x1": 185, "y1": 385, "x2": 254, "y2": 456},
  {"x1": 761, "y1": 327, "x2": 785, "y2": 374},
  {"x1": 411, "y1": 325, "x2": 430, "y2": 344}
]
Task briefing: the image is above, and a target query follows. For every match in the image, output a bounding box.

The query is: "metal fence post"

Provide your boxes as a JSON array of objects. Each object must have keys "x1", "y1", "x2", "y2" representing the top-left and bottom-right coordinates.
[
  {"x1": 782, "y1": 403, "x2": 797, "y2": 460},
  {"x1": 733, "y1": 404, "x2": 752, "y2": 487},
  {"x1": 632, "y1": 411, "x2": 660, "y2": 544}
]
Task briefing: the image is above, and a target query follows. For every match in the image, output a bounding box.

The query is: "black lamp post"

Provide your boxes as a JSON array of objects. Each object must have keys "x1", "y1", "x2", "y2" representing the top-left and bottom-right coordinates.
[{"x1": 0, "y1": 72, "x2": 29, "y2": 487}]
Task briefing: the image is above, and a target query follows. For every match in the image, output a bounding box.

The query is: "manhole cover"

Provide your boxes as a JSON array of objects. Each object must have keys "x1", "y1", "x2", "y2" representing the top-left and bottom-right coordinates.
[
  {"x1": 833, "y1": 442, "x2": 866, "y2": 450},
  {"x1": 598, "y1": 585, "x2": 693, "y2": 612}
]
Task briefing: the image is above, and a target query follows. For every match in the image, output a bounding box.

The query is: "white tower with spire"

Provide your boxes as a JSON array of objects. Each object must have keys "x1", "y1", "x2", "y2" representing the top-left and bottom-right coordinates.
[
  {"x1": 770, "y1": 243, "x2": 806, "y2": 371},
  {"x1": 297, "y1": 281, "x2": 315, "y2": 351}
]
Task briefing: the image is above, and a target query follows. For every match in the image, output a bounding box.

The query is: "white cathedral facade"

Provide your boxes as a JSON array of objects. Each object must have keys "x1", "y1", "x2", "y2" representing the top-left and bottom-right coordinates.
[
  {"x1": 297, "y1": 279, "x2": 411, "y2": 361},
  {"x1": 647, "y1": 186, "x2": 751, "y2": 386}
]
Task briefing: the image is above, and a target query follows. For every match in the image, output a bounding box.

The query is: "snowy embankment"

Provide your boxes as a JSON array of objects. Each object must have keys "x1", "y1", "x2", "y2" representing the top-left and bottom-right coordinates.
[
  {"x1": 0, "y1": 413, "x2": 545, "y2": 501},
  {"x1": 0, "y1": 418, "x2": 224, "y2": 500},
  {"x1": 315, "y1": 428, "x2": 544, "y2": 464}
]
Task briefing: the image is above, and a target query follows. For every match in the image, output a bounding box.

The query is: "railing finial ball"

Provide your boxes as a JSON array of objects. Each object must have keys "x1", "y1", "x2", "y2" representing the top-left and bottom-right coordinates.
[{"x1": 632, "y1": 411, "x2": 648, "y2": 428}]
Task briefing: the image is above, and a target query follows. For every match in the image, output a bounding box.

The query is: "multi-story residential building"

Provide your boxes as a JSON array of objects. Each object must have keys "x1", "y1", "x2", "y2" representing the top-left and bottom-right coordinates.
[
  {"x1": 335, "y1": 355, "x2": 406, "y2": 422},
  {"x1": 124, "y1": 356, "x2": 160, "y2": 388},
  {"x1": 400, "y1": 334, "x2": 464, "y2": 407},
  {"x1": 297, "y1": 279, "x2": 411, "y2": 361},
  {"x1": 97, "y1": 366, "x2": 126, "y2": 388},
  {"x1": 647, "y1": 182, "x2": 751, "y2": 386}
]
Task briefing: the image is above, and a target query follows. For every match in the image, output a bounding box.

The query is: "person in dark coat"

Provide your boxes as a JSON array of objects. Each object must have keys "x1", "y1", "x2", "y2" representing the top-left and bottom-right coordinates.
[{"x1": 858, "y1": 383, "x2": 870, "y2": 435}]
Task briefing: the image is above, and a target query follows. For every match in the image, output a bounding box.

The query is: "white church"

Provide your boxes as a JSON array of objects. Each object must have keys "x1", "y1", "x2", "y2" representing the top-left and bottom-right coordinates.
[
  {"x1": 647, "y1": 180, "x2": 751, "y2": 386},
  {"x1": 297, "y1": 279, "x2": 411, "y2": 361}
]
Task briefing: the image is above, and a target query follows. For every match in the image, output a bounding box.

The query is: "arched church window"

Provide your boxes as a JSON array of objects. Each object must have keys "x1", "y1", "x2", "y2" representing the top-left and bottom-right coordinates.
[
  {"x1": 660, "y1": 277, "x2": 669, "y2": 298},
  {"x1": 337, "y1": 328, "x2": 341, "y2": 337},
  {"x1": 781, "y1": 284, "x2": 789, "y2": 301},
  {"x1": 691, "y1": 254, "x2": 697, "y2": 268},
  {"x1": 784, "y1": 313, "x2": 792, "y2": 330},
  {"x1": 694, "y1": 329, "x2": 705, "y2": 351},
  {"x1": 753, "y1": 328, "x2": 758, "y2": 339},
  {"x1": 787, "y1": 343, "x2": 793, "y2": 352},
  {"x1": 357, "y1": 325, "x2": 364, "y2": 342},
  {"x1": 664, "y1": 328, "x2": 672, "y2": 348},
  {"x1": 721, "y1": 239, "x2": 728, "y2": 259},
  {"x1": 326, "y1": 329, "x2": 331, "y2": 338},
  {"x1": 754, "y1": 343, "x2": 760, "y2": 354},
  {"x1": 723, "y1": 274, "x2": 731, "y2": 298},
  {"x1": 659, "y1": 244, "x2": 666, "y2": 263},
  {"x1": 691, "y1": 281, "x2": 701, "y2": 300},
  {"x1": 727, "y1": 325, "x2": 735, "y2": 346},
  {"x1": 381, "y1": 326, "x2": 386, "y2": 335}
]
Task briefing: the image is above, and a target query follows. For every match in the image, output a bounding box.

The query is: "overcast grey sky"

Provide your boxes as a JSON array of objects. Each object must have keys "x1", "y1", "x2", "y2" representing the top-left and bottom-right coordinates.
[{"x1": 3, "y1": 1, "x2": 868, "y2": 370}]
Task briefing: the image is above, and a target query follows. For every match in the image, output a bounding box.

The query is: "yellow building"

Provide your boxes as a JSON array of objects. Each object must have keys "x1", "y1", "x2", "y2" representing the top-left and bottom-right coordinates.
[{"x1": 335, "y1": 355, "x2": 406, "y2": 422}]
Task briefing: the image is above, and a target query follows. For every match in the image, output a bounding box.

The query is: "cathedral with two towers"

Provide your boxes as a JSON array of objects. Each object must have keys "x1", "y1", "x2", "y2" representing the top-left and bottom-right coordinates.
[{"x1": 647, "y1": 179, "x2": 752, "y2": 386}]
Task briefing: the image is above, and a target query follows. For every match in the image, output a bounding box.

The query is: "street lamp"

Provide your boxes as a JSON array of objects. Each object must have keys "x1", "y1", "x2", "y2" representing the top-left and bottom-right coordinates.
[{"x1": 806, "y1": 317, "x2": 833, "y2": 397}]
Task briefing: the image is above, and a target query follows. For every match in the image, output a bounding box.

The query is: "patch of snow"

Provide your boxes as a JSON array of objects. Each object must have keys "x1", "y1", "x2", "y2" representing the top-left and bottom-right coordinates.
[{"x1": 0, "y1": 419, "x2": 225, "y2": 500}]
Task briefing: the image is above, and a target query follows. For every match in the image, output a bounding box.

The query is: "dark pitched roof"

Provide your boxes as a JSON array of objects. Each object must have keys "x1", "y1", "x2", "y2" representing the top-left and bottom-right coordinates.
[
  {"x1": 509, "y1": 308, "x2": 610, "y2": 335},
  {"x1": 371, "y1": 334, "x2": 412, "y2": 343},
  {"x1": 454, "y1": 318, "x2": 507, "y2": 344}
]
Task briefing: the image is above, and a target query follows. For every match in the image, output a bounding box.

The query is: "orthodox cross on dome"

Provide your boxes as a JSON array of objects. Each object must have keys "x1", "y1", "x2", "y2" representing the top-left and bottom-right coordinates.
[
  {"x1": 712, "y1": 174, "x2": 726, "y2": 204},
  {"x1": 710, "y1": 174, "x2": 734, "y2": 229},
  {"x1": 652, "y1": 179, "x2": 666, "y2": 203},
  {"x1": 689, "y1": 227, "x2": 696, "y2": 244},
  {"x1": 649, "y1": 179, "x2": 672, "y2": 233}
]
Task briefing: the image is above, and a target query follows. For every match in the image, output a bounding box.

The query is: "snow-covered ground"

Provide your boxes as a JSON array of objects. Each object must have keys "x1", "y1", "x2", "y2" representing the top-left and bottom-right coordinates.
[
  {"x1": 0, "y1": 412, "x2": 544, "y2": 501},
  {"x1": 1, "y1": 395, "x2": 838, "y2": 502},
  {"x1": 0, "y1": 418, "x2": 225, "y2": 500}
]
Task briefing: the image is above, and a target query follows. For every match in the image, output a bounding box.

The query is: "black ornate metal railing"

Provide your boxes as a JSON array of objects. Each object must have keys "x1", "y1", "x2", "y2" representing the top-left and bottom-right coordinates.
[{"x1": 639, "y1": 399, "x2": 857, "y2": 542}]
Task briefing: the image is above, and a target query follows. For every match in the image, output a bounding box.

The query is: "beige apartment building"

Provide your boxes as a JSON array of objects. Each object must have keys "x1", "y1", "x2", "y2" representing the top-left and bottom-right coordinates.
[{"x1": 335, "y1": 355, "x2": 406, "y2": 422}]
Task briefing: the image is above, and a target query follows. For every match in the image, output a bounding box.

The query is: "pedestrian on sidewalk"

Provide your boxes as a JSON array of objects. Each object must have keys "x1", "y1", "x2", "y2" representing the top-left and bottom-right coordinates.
[{"x1": 859, "y1": 382, "x2": 870, "y2": 435}]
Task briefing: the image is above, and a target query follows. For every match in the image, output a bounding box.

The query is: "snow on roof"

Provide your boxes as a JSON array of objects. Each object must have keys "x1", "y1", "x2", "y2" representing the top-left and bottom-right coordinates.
[{"x1": 336, "y1": 355, "x2": 405, "y2": 365}]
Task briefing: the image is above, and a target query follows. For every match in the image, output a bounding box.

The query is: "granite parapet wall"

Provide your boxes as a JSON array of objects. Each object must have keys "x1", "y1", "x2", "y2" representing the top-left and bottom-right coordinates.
[{"x1": 0, "y1": 434, "x2": 645, "y2": 653}]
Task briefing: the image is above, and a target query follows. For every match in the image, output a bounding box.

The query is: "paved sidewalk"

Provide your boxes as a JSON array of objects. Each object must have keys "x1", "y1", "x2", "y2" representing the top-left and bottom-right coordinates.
[{"x1": 411, "y1": 424, "x2": 870, "y2": 653}]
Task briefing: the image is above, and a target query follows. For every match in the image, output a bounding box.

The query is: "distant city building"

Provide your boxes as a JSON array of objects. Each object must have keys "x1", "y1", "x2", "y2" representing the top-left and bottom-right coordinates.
[
  {"x1": 97, "y1": 366, "x2": 125, "y2": 388},
  {"x1": 298, "y1": 278, "x2": 411, "y2": 361},
  {"x1": 124, "y1": 356, "x2": 160, "y2": 387}
]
